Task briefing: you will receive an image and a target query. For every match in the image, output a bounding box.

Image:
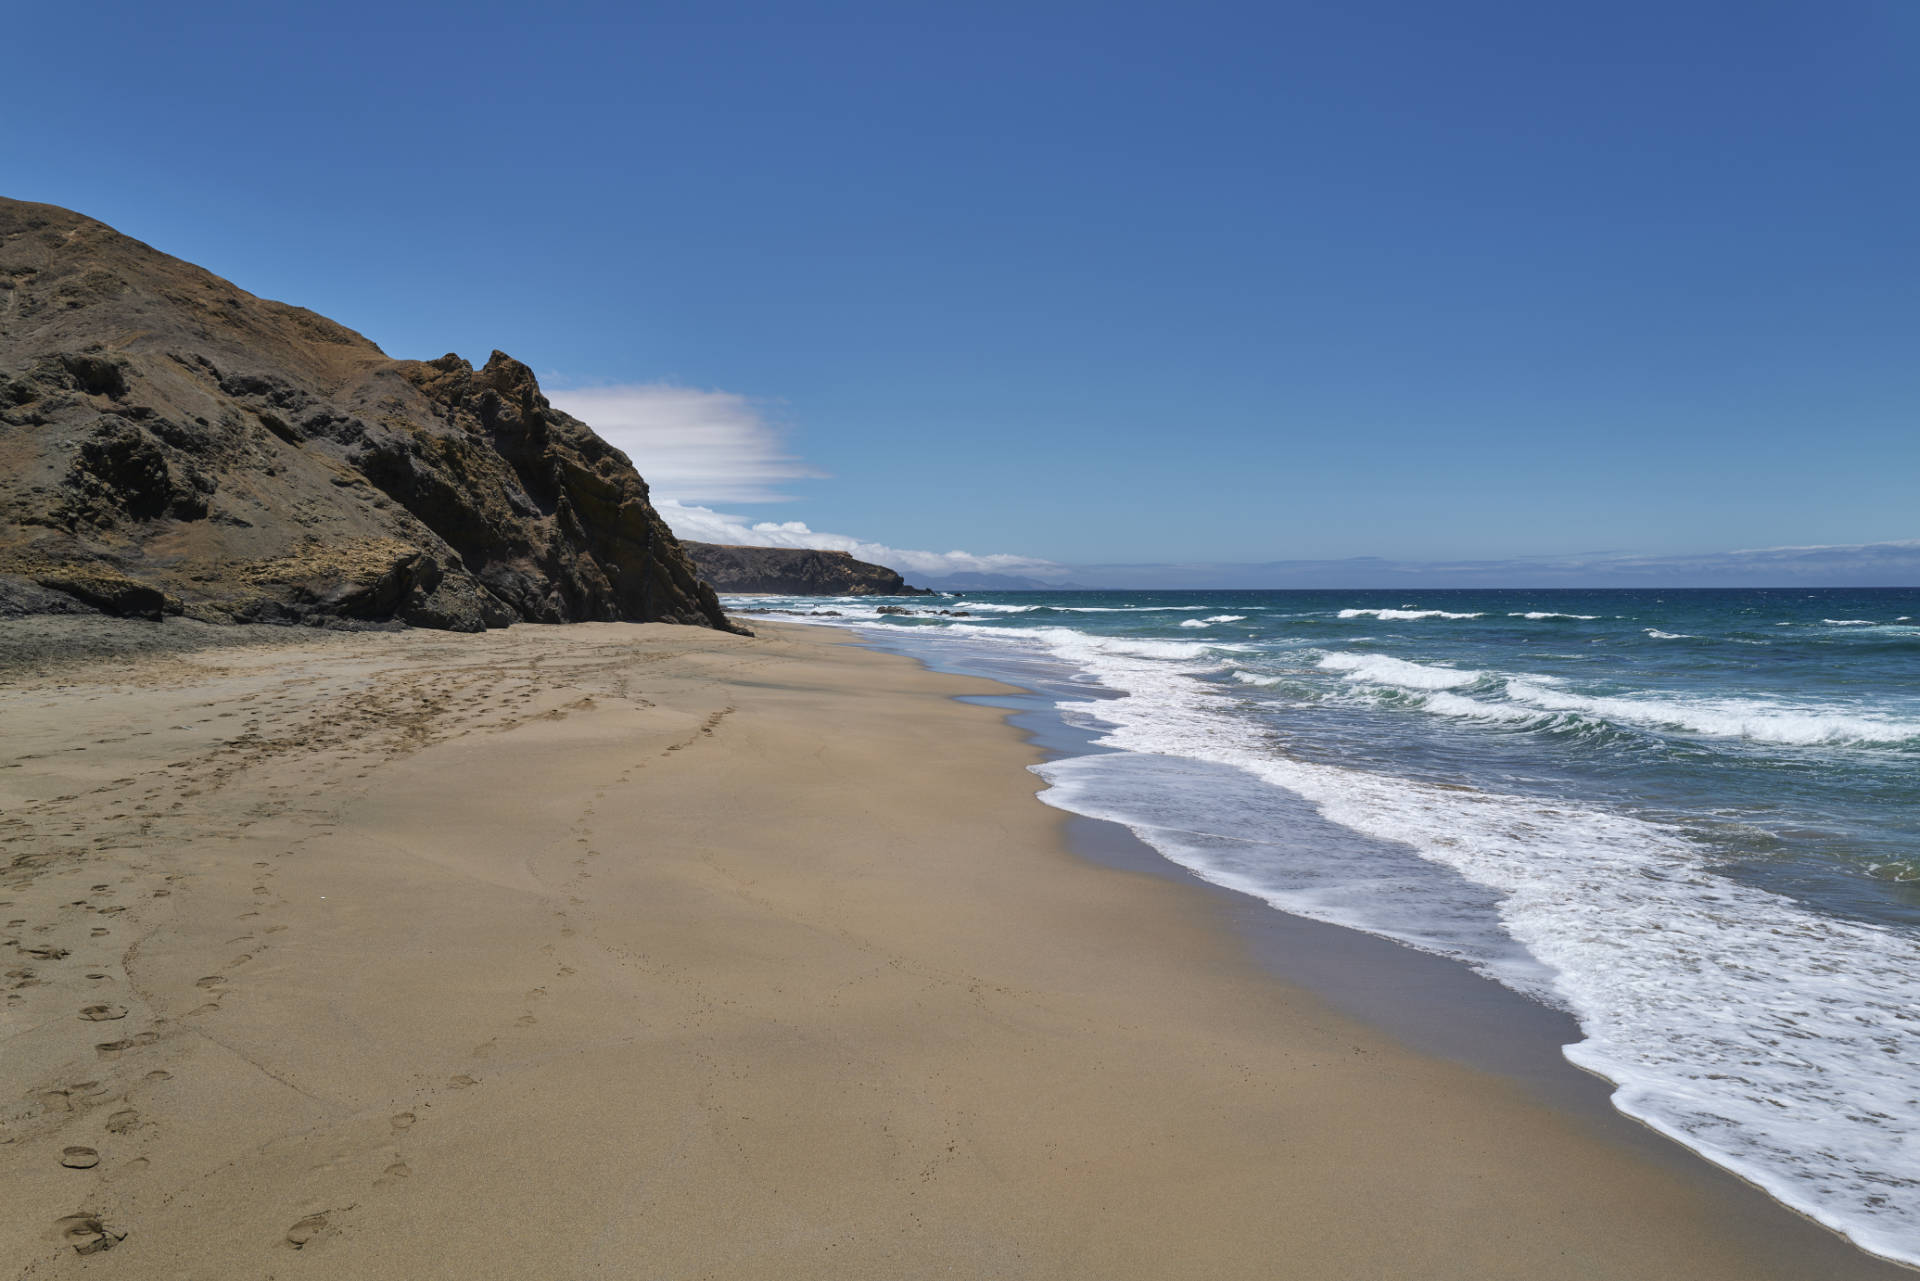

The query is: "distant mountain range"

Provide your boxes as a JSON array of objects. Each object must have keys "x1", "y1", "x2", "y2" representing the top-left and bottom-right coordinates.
[
  {"x1": 1033, "y1": 543, "x2": 1920, "y2": 589},
  {"x1": 687, "y1": 540, "x2": 1920, "y2": 596},
  {"x1": 920, "y1": 572, "x2": 1081, "y2": 592}
]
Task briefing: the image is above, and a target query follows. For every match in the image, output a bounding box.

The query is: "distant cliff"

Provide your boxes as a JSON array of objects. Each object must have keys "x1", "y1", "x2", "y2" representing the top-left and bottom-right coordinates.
[
  {"x1": 0, "y1": 197, "x2": 744, "y2": 634},
  {"x1": 682, "y1": 543, "x2": 931, "y2": 596}
]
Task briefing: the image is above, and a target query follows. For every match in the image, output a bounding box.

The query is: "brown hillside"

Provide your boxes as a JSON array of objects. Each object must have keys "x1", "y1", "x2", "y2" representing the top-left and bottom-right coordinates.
[{"x1": 0, "y1": 198, "x2": 742, "y2": 633}]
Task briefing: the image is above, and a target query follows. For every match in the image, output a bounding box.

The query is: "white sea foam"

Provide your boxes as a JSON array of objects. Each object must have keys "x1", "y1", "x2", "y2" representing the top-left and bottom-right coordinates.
[
  {"x1": 1231, "y1": 670, "x2": 1287, "y2": 687},
  {"x1": 1644, "y1": 629, "x2": 1694, "y2": 639},
  {"x1": 1179, "y1": 614, "x2": 1249, "y2": 628},
  {"x1": 1337, "y1": 608, "x2": 1484, "y2": 620},
  {"x1": 1508, "y1": 611, "x2": 1600, "y2": 620},
  {"x1": 939, "y1": 623, "x2": 1920, "y2": 1266},
  {"x1": 1315, "y1": 652, "x2": 1920, "y2": 749},
  {"x1": 1502, "y1": 680, "x2": 1920, "y2": 748},
  {"x1": 940, "y1": 624, "x2": 1230, "y2": 663},
  {"x1": 1318, "y1": 653, "x2": 1483, "y2": 690},
  {"x1": 1826, "y1": 619, "x2": 1876, "y2": 626},
  {"x1": 1412, "y1": 691, "x2": 1548, "y2": 723}
]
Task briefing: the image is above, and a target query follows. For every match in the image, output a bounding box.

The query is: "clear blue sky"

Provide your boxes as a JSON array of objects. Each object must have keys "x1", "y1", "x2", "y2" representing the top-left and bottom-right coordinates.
[{"x1": 6, "y1": 0, "x2": 1915, "y2": 571}]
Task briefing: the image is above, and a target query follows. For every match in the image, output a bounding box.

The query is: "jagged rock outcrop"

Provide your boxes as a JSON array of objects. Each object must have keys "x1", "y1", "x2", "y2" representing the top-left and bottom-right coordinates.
[
  {"x1": 0, "y1": 197, "x2": 745, "y2": 634},
  {"x1": 682, "y1": 543, "x2": 931, "y2": 596}
]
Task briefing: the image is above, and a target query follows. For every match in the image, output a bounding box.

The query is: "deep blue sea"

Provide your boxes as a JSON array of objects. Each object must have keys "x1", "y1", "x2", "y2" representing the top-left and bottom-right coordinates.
[{"x1": 727, "y1": 586, "x2": 1920, "y2": 1265}]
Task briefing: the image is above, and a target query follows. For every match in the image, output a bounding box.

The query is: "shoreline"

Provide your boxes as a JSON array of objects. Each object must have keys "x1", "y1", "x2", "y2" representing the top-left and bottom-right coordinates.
[
  {"x1": 842, "y1": 619, "x2": 1920, "y2": 1268},
  {"x1": 0, "y1": 616, "x2": 1905, "y2": 1277},
  {"x1": 937, "y1": 673, "x2": 1636, "y2": 1125}
]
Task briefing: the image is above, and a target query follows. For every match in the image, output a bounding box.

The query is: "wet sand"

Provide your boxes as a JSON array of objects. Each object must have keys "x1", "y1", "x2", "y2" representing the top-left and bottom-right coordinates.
[{"x1": 0, "y1": 617, "x2": 1904, "y2": 1277}]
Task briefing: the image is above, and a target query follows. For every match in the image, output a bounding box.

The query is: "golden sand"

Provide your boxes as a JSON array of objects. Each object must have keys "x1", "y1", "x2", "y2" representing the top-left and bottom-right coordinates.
[{"x1": 0, "y1": 620, "x2": 1901, "y2": 1278}]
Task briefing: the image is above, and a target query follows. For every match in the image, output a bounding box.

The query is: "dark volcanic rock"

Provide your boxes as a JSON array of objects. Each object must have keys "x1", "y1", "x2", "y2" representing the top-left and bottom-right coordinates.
[
  {"x1": 0, "y1": 197, "x2": 745, "y2": 634},
  {"x1": 681, "y1": 542, "x2": 931, "y2": 596}
]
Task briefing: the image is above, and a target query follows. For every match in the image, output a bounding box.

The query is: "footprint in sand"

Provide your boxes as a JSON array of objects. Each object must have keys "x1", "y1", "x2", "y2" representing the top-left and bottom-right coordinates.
[
  {"x1": 78, "y1": 1004, "x2": 127, "y2": 1021},
  {"x1": 143, "y1": 1070, "x2": 171, "y2": 1083},
  {"x1": 195, "y1": 975, "x2": 225, "y2": 989},
  {"x1": 60, "y1": 1146, "x2": 100, "y2": 1169},
  {"x1": 447, "y1": 1074, "x2": 478, "y2": 1089},
  {"x1": 390, "y1": 1112, "x2": 415, "y2": 1132},
  {"x1": 284, "y1": 1212, "x2": 329, "y2": 1249},
  {"x1": 105, "y1": 1108, "x2": 139, "y2": 1134},
  {"x1": 56, "y1": 1213, "x2": 125, "y2": 1255}
]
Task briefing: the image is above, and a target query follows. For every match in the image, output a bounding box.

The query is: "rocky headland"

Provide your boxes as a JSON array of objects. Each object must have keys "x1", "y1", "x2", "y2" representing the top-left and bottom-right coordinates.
[
  {"x1": 681, "y1": 541, "x2": 930, "y2": 596},
  {"x1": 0, "y1": 197, "x2": 742, "y2": 634}
]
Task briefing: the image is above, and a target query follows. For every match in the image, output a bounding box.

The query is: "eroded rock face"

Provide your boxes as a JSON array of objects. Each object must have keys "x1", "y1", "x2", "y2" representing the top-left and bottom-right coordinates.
[
  {"x1": 0, "y1": 197, "x2": 744, "y2": 634},
  {"x1": 681, "y1": 542, "x2": 931, "y2": 596}
]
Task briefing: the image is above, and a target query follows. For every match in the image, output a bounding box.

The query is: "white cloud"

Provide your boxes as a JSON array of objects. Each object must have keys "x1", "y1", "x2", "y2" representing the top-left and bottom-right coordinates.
[
  {"x1": 547, "y1": 383, "x2": 823, "y2": 503},
  {"x1": 656, "y1": 500, "x2": 1063, "y2": 580},
  {"x1": 549, "y1": 381, "x2": 1059, "y2": 579}
]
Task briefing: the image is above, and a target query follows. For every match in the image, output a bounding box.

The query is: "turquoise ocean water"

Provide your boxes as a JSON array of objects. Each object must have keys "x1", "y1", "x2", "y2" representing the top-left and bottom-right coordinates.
[{"x1": 728, "y1": 587, "x2": 1920, "y2": 1265}]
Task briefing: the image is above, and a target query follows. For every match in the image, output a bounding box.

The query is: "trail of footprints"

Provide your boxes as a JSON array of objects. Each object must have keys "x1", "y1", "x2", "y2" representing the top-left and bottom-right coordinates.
[{"x1": 7, "y1": 640, "x2": 753, "y2": 1259}]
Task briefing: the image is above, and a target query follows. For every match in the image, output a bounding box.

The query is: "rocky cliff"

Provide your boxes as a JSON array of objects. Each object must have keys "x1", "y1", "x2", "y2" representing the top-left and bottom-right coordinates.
[
  {"x1": 682, "y1": 543, "x2": 930, "y2": 596},
  {"x1": 0, "y1": 197, "x2": 743, "y2": 634}
]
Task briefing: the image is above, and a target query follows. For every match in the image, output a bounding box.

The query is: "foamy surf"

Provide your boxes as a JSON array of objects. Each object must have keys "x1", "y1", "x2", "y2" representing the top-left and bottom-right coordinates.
[
  {"x1": 1318, "y1": 652, "x2": 1483, "y2": 690},
  {"x1": 725, "y1": 586, "x2": 1920, "y2": 1264},
  {"x1": 1012, "y1": 621, "x2": 1920, "y2": 1266}
]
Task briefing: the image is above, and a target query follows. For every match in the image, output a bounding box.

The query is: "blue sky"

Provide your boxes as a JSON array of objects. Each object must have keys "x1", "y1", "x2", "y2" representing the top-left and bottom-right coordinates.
[{"x1": 6, "y1": 1, "x2": 1915, "y2": 581}]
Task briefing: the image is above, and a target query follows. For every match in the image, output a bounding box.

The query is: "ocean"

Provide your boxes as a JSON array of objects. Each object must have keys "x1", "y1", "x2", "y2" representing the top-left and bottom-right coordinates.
[{"x1": 726, "y1": 586, "x2": 1920, "y2": 1266}]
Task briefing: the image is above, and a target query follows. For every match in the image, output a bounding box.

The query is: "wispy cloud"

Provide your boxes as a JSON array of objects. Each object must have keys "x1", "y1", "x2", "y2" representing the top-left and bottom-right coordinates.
[
  {"x1": 549, "y1": 381, "x2": 1058, "y2": 579},
  {"x1": 655, "y1": 500, "x2": 1062, "y2": 580},
  {"x1": 547, "y1": 383, "x2": 824, "y2": 504}
]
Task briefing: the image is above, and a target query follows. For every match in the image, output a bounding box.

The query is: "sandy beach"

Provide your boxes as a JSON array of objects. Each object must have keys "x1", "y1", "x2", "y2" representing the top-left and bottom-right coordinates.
[{"x1": 0, "y1": 618, "x2": 1904, "y2": 1279}]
